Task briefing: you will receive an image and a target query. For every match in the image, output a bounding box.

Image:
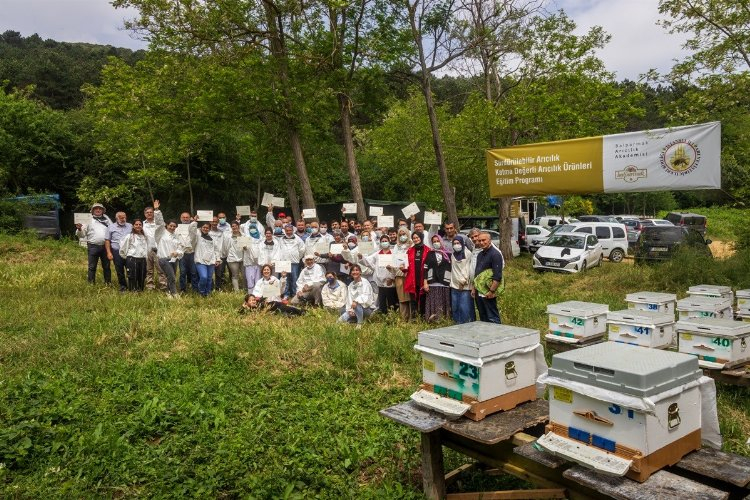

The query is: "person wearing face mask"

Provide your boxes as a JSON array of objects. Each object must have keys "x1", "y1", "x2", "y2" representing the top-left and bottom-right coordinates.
[
  {"x1": 105, "y1": 211, "x2": 132, "y2": 291},
  {"x1": 393, "y1": 227, "x2": 412, "y2": 320},
  {"x1": 402, "y1": 231, "x2": 431, "y2": 319},
  {"x1": 337, "y1": 264, "x2": 375, "y2": 328},
  {"x1": 209, "y1": 216, "x2": 228, "y2": 291},
  {"x1": 305, "y1": 220, "x2": 330, "y2": 267},
  {"x1": 257, "y1": 228, "x2": 279, "y2": 269},
  {"x1": 191, "y1": 221, "x2": 223, "y2": 297},
  {"x1": 291, "y1": 255, "x2": 326, "y2": 306},
  {"x1": 76, "y1": 202, "x2": 113, "y2": 285},
  {"x1": 363, "y1": 235, "x2": 398, "y2": 314},
  {"x1": 225, "y1": 222, "x2": 246, "y2": 292},
  {"x1": 321, "y1": 271, "x2": 348, "y2": 312},
  {"x1": 155, "y1": 212, "x2": 185, "y2": 298},
  {"x1": 449, "y1": 237, "x2": 475, "y2": 324},
  {"x1": 422, "y1": 234, "x2": 452, "y2": 322},
  {"x1": 118, "y1": 219, "x2": 150, "y2": 291},
  {"x1": 325, "y1": 230, "x2": 349, "y2": 284},
  {"x1": 343, "y1": 233, "x2": 377, "y2": 298},
  {"x1": 241, "y1": 209, "x2": 265, "y2": 238},
  {"x1": 216, "y1": 211, "x2": 232, "y2": 234},
  {"x1": 241, "y1": 221, "x2": 263, "y2": 293},
  {"x1": 177, "y1": 212, "x2": 199, "y2": 293},
  {"x1": 276, "y1": 223, "x2": 305, "y2": 298}
]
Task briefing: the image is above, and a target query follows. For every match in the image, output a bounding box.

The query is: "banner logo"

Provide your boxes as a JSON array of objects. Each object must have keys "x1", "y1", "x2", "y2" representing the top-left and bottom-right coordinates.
[
  {"x1": 615, "y1": 165, "x2": 647, "y2": 183},
  {"x1": 660, "y1": 139, "x2": 700, "y2": 176}
]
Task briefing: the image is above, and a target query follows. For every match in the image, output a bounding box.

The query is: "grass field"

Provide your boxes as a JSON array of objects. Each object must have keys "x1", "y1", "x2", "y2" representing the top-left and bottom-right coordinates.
[{"x1": 1, "y1": 232, "x2": 750, "y2": 497}]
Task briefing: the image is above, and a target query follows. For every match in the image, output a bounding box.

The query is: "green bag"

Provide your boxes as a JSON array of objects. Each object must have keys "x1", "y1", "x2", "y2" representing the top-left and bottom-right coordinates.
[{"x1": 473, "y1": 269, "x2": 504, "y2": 296}]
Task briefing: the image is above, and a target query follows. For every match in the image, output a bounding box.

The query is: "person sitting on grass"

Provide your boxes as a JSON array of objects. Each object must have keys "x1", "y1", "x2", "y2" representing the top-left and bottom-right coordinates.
[
  {"x1": 321, "y1": 271, "x2": 348, "y2": 313},
  {"x1": 337, "y1": 264, "x2": 375, "y2": 328},
  {"x1": 239, "y1": 293, "x2": 305, "y2": 316}
]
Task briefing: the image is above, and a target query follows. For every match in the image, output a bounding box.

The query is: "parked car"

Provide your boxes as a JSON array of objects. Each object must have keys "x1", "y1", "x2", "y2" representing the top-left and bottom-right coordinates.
[
  {"x1": 577, "y1": 215, "x2": 619, "y2": 223},
  {"x1": 460, "y1": 229, "x2": 520, "y2": 257},
  {"x1": 623, "y1": 219, "x2": 647, "y2": 245},
  {"x1": 634, "y1": 226, "x2": 712, "y2": 264},
  {"x1": 533, "y1": 232, "x2": 602, "y2": 273},
  {"x1": 542, "y1": 222, "x2": 628, "y2": 262},
  {"x1": 523, "y1": 225, "x2": 551, "y2": 253},
  {"x1": 529, "y1": 216, "x2": 575, "y2": 229},
  {"x1": 665, "y1": 212, "x2": 707, "y2": 236},
  {"x1": 642, "y1": 219, "x2": 674, "y2": 227}
]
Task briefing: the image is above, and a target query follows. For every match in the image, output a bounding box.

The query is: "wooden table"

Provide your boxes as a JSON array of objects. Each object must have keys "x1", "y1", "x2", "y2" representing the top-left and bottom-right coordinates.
[{"x1": 380, "y1": 399, "x2": 750, "y2": 499}]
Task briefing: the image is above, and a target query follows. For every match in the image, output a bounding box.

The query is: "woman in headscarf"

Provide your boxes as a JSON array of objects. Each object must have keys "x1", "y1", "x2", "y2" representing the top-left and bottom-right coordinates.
[
  {"x1": 191, "y1": 221, "x2": 223, "y2": 297},
  {"x1": 422, "y1": 234, "x2": 452, "y2": 322},
  {"x1": 402, "y1": 231, "x2": 430, "y2": 319},
  {"x1": 393, "y1": 226, "x2": 412, "y2": 320},
  {"x1": 449, "y1": 237, "x2": 475, "y2": 324},
  {"x1": 119, "y1": 219, "x2": 149, "y2": 291}
]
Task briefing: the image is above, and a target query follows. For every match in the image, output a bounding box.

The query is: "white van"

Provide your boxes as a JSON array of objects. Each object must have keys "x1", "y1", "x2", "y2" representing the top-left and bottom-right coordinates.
[
  {"x1": 562, "y1": 222, "x2": 628, "y2": 262},
  {"x1": 530, "y1": 216, "x2": 576, "y2": 230}
]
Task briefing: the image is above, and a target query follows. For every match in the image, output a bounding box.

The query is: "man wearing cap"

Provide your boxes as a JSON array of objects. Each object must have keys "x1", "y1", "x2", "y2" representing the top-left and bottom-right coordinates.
[
  {"x1": 105, "y1": 211, "x2": 132, "y2": 291},
  {"x1": 291, "y1": 254, "x2": 326, "y2": 306},
  {"x1": 76, "y1": 203, "x2": 113, "y2": 284}
]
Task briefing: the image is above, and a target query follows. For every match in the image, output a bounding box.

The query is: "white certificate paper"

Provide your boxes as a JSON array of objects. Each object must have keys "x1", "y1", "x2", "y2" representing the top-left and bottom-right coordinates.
[
  {"x1": 262, "y1": 192, "x2": 274, "y2": 207},
  {"x1": 302, "y1": 208, "x2": 317, "y2": 219},
  {"x1": 368, "y1": 206, "x2": 383, "y2": 216},
  {"x1": 275, "y1": 260, "x2": 292, "y2": 273},
  {"x1": 342, "y1": 203, "x2": 357, "y2": 214},
  {"x1": 197, "y1": 210, "x2": 213, "y2": 222},
  {"x1": 175, "y1": 224, "x2": 191, "y2": 236},
  {"x1": 423, "y1": 211, "x2": 443, "y2": 225},
  {"x1": 377, "y1": 215, "x2": 394, "y2": 228},
  {"x1": 272, "y1": 196, "x2": 285, "y2": 207},
  {"x1": 378, "y1": 253, "x2": 394, "y2": 267},
  {"x1": 261, "y1": 281, "x2": 281, "y2": 298},
  {"x1": 74, "y1": 213, "x2": 91, "y2": 225},
  {"x1": 358, "y1": 241, "x2": 375, "y2": 255},
  {"x1": 314, "y1": 240, "x2": 329, "y2": 255},
  {"x1": 401, "y1": 202, "x2": 420, "y2": 218},
  {"x1": 236, "y1": 205, "x2": 251, "y2": 216},
  {"x1": 237, "y1": 236, "x2": 253, "y2": 249},
  {"x1": 329, "y1": 243, "x2": 344, "y2": 255}
]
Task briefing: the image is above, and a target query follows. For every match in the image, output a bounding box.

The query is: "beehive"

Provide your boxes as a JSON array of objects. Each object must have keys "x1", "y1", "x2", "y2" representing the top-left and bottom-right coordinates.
[
  {"x1": 687, "y1": 284, "x2": 733, "y2": 302},
  {"x1": 607, "y1": 310, "x2": 675, "y2": 349},
  {"x1": 736, "y1": 289, "x2": 750, "y2": 316},
  {"x1": 538, "y1": 342, "x2": 702, "y2": 482},
  {"x1": 625, "y1": 291, "x2": 676, "y2": 315},
  {"x1": 412, "y1": 323, "x2": 540, "y2": 420},
  {"x1": 676, "y1": 296, "x2": 733, "y2": 320},
  {"x1": 546, "y1": 301, "x2": 609, "y2": 344},
  {"x1": 676, "y1": 318, "x2": 750, "y2": 369}
]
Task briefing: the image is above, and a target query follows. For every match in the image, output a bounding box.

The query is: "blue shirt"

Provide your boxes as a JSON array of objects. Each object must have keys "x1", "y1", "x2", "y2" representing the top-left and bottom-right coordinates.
[
  {"x1": 106, "y1": 222, "x2": 132, "y2": 250},
  {"x1": 475, "y1": 245, "x2": 504, "y2": 282}
]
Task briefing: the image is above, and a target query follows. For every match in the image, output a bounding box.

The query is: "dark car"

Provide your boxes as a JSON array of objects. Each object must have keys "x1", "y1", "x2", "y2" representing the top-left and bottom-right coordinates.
[
  {"x1": 634, "y1": 226, "x2": 712, "y2": 263},
  {"x1": 665, "y1": 212, "x2": 708, "y2": 236}
]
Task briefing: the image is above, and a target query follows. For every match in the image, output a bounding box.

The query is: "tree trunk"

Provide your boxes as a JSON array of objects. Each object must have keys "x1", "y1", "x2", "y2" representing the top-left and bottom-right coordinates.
[
  {"x1": 338, "y1": 92, "x2": 367, "y2": 221},
  {"x1": 288, "y1": 127, "x2": 315, "y2": 210},
  {"x1": 186, "y1": 153, "x2": 194, "y2": 215},
  {"x1": 285, "y1": 170, "x2": 301, "y2": 222}
]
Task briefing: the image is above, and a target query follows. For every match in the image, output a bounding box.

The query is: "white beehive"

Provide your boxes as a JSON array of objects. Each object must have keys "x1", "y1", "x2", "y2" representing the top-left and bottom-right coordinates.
[
  {"x1": 546, "y1": 301, "x2": 609, "y2": 344},
  {"x1": 538, "y1": 342, "x2": 702, "y2": 482},
  {"x1": 736, "y1": 289, "x2": 750, "y2": 316},
  {"x1": 625, "y1": 291, "x2": 676, "y2": 315},
  {"x1": 676, "y1": 318, "x2": 750, "y2": 369},
  {"x1": 687, "y1": 284, "x2": 734, "y2": 302},
  {"x1": 606, "y1": 310, "x2": 675, "y2": 349},
  {"x1": 676, "y1": 296, "x2": 733, "y2": 320}
]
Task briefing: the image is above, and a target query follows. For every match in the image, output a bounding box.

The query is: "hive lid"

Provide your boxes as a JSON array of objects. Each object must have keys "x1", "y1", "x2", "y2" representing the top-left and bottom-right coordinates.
[
  {"x1": 625, "y1": 291, "x2": 677, "y2": 303},
  {"x1": 606, "y1": 309, "x2": 675, "y2": 326},
  {"x1": 736, "y1": 289, "x2": 750, "y2": 298},
  {"x1": 547, "y1": 301, "x2": 609, "y2": 318},
  {"x1": 548, "y1": 342, "x2": 700, "y2": 397},
  {"x1": 418, "y1": 322, "x2": 539, "y2": 358},
  {"x1": 537, "y1": 433, "x2": 632, "y2": 476},
  {"x1": 675, "y1": 318, "x2": 750, "y2": 337},
  {"x1": 688, "y1": 284, "x2": 733, "y2": 295},
  {"x1": 677, "y1": 296, "x2": 733, "y2": 310}
]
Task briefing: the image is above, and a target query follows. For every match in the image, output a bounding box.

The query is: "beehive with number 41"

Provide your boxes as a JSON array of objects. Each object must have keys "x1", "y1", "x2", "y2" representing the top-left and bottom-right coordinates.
[
  {"x1": 410, "y1": 323, "x2": 543, "y2": 421},
  {"x1": 537, "y1": 342, "x2": 715, "y2": 482}
]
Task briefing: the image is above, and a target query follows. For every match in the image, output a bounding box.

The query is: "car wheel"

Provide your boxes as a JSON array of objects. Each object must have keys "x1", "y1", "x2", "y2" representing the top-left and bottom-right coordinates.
[
  {"x1": 580, "y1": 260, "x2": 587, "y2": 272},
  {"x1": 609, "y1": 248, "x2": 625, "y2": 263}
]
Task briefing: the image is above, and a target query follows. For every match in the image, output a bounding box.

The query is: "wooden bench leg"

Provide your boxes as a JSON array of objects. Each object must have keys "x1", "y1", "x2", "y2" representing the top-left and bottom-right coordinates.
[{"x1": 422, "y1": 430, "x2": 446, "y2": 499}]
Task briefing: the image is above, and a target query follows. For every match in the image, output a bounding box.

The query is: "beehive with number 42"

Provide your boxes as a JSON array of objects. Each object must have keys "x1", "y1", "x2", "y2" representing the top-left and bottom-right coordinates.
[
  {"x1": 410, "y1": 323, "x2": 545, "y2": 421},
  {"x1": 537, "y1": 342, "x2": 721, "y2": 482}
]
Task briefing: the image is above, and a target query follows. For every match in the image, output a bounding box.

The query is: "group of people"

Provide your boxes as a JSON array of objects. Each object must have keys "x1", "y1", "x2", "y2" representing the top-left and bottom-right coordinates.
[{"x1": 76, "y1": 201, "x2": 506, "y2": 325}]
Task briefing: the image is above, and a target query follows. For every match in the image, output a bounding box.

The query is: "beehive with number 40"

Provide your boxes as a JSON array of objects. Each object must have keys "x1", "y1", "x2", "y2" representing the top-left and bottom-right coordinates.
[
  {"x1": 537, "y1": 342, "x2": 709, "y2": 482},
  {"x1": 410, "y1": 323, "x2": 542, "y2": 421},
  {"x1": 676, "y1": 318, "x2": 750, "y2": 369}
]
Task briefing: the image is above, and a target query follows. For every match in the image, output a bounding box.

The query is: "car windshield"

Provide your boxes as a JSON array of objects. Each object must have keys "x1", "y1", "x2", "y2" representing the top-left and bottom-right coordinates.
[
  {"x1": 545, "y1": 234, "x2": 585, "y2": 249},
  {"x1": 550, "y1": 224, "x2": 575, "y2": 235},
  {"x1": 642, "y1": 227, "x2": 683, "y2": 243}
]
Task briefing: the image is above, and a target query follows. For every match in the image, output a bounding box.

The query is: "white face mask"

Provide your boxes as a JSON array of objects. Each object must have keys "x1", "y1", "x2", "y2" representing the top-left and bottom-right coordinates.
[
  {"x1": 347, "y1": 242, "x2": 356, "y2": 249},
  {"x1": 320, "y1": 227, "x2": 327, "y2": 234},
  {"x1": 312, "y1": 227, "x2": 319, "y2": 234},
  {"x1": 399, "y1": 235, "x2": 408, "y2": 243},
  {"x1": 250, "y1": 216, "x2": 257, "y2": 222},
  {"x1": 361, "y1": 236, "x2": 370, "y2": 242},
  {"x1": 453, "y1": 244, "x2": 462, "y2": 252},
  {"x1": 432, "y1": 242, "x2": 442, "y2": 250},
  {"x1": 380, "y1": 241, "x2": 390, "y2": 249}
]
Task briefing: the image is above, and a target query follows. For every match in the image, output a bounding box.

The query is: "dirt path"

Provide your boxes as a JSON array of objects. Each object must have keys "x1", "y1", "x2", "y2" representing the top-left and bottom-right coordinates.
[{"x1": 709, "y1": 240, "x2": 735, "y2": 259}]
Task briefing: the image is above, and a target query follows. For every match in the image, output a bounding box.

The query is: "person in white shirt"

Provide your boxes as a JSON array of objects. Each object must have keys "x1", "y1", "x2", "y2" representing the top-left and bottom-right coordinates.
[
  {"x1": 276, "y1": 224, "x2": 305, "y2": 298},
  {"x1": 191, "y1": 222, "x2": 223, "y2": 297},
  {"x1": 338, "y1": 264, "x2": 375, "y2": 327},
  {"x1": 209, "y1": 216, "x2": 228, "y2": 291},
  {"x1": 178, "y1": 212, "x2": 199, "y2": 293},
  {"x1": 363, "y1": 234, "x2": 398, "y2": 314},
  {"x1": 225, "y1": 222, "x2": 246, "y2": 292},
  {"x1": 142, "y1": 203, "x2": 168, "y2": 291},
  {"x1": 251, "y1": 264, "x2": 287, "y2": 302},
  {"x1": 241, "y1": 223, "x2": 263, "y2": 293},
  {"x1": 291, "y1": 255, "x2": 326, "y2": 306},
  {"x1": 393, "y1": 227, "x2": 412, "y2": 320},
  {"x1": 256, "y1": 228, "x2": 279, "y2": 268},
  {"x1": 216, "y1": 211, "x2": 232, "y2": 234},
  {"x1": 119, "y1": 219, "x2": 151, "y2": 291},
  {"x1": 75, "y1": 202, "x2": 113, "y2": 285},
  {"x1": 305, "y1": 220, "x2": 331, "y2": 267},
  {"x1": 321, "y1": 271, "x2": 348, "y2": 312},
  {"x1": 152, "y1": 200, "x2": 184, "y2": 297},
  {"x1": 450, "y1": 237, "x2": 475, "y2": 324},
  {"x1": 241, "y1": 209, "x2": 264, "y2": 238}
]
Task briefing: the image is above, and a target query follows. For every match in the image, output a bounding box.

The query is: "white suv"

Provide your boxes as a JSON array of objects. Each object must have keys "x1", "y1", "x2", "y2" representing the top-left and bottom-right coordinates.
[{"x1": 561, "y1": 222, "x2": 628, "y2": 262}]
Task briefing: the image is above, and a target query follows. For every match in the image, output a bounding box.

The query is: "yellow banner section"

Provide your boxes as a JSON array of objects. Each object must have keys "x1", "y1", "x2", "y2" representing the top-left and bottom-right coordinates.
[{"x1": 486, "y1": 136, "x2": 604, "y2": 197}]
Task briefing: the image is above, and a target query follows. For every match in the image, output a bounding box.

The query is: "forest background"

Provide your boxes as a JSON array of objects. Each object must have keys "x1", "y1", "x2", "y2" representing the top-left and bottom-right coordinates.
[{"x1": 1, "y1": 0, "x2": 748, "y2": 258}]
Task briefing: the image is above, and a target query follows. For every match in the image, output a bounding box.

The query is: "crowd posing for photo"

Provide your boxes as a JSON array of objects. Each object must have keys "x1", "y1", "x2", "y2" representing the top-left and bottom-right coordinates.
[{"x1": 76, "y1": 201, "x2": 506, "y2": 326}]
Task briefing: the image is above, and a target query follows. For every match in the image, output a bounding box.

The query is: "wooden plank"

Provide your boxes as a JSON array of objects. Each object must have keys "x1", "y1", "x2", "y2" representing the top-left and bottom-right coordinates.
[
  {"x1": 514, "y1": 441, "x2": 570, "y2": 470},
  {"x1": 421, "y1": 431, "x2": 446, "y2": 500},
  {"x1": 379, "y1": 400, "x2": 448, "y2": 433},
  {"x1": 511, "y1": 432, "x2": 537, "y2": 447},
  {"x1": 445, "y1": 462, "x2": 476, "y2": 486},
  {"x1": 545, "y1": 336, "x2": 605, "y2": 354},
  {"x1": 446, "y1": 489, "x2": 566, "y2": 499},
  {"x1": 562, "y1": 466, "x2": 729, "y2": 500},
  {"x1": 442, "y1": 399, "x2": 549, "y2": 445},
  {"x1": 674, "y1": 447, "x2": 750, "y2": 487},
  {"x1": 702, "y1": 368, "x2": 750, "y2": 387}
]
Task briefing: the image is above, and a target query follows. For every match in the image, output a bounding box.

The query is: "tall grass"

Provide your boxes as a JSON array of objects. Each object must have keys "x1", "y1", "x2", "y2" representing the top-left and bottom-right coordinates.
[{"x1": 1, "y1": 233, "x2": 749, "y2": 497}]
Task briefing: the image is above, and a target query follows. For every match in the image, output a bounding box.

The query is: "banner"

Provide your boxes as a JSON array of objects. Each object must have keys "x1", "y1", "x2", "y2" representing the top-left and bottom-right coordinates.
[{"x1": 486, "y1": 122, "x2": 721, "y2": 197}]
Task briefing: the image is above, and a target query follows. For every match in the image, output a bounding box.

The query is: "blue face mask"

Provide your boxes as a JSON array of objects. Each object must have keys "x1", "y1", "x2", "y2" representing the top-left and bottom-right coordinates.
[
  {"x1": 327, "y1": 277, "x2": 336, "y2": 285},
  {"x1": 305, "y1": 227, "x2": 312, "y2": 233},
  {"x1": 249, "y1": 229, "x2": 259, "y2": 237},
  {"x1": 274, "y1": 228, "x2": 283, "y2": 235}
]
